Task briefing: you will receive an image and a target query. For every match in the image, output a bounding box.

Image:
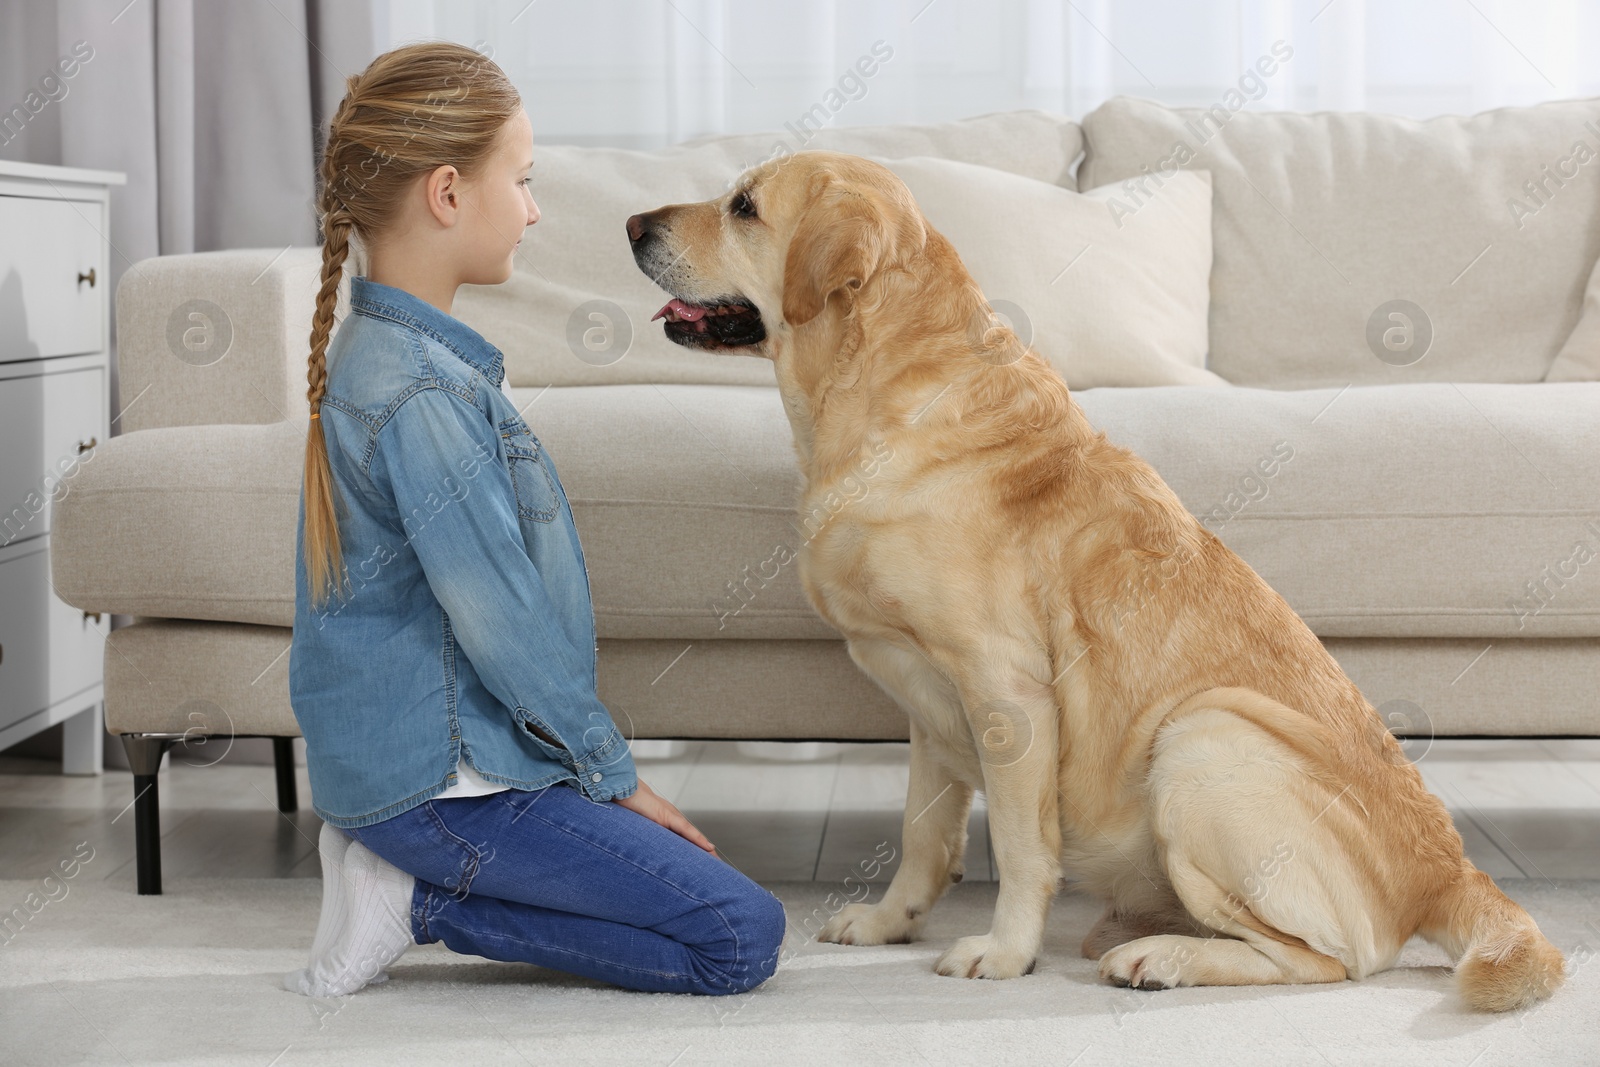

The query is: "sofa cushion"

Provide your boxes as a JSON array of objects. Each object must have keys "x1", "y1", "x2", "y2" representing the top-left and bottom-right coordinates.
[
  {"x1": 880, "y1": 159, "x2": 1225, "y2": 388},
  {"x1": 1075, "y1": 382, "x2": 1600, "y2": 639},
  {"x1": 1548, "y1": 249, "x2": 1600, "y2": 381},
  {"x1": 1080, "y1": 95, "x2": 1600, "y2": 388},
  {"x1": 453, "y1": 110, "x2": 1084, "y2": 392},
  {"x1": 52, "y1": 383, "x2": 1600, "y2": 642}
]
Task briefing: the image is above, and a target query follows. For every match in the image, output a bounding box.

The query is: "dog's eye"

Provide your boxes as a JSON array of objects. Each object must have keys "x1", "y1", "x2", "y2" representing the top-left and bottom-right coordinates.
[{"x1": 730, "y1": 191, "x2": 757, "y2": 219}]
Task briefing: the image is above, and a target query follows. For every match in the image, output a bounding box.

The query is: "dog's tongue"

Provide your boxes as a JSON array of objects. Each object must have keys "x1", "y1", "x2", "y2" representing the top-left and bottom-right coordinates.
[{"x1": 652, "y1": 298, "x2": 707, "y2": 322}]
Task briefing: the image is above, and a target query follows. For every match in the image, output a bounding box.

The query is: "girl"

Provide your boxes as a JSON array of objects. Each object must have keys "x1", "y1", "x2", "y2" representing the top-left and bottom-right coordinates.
[{"x1": 283, "y1": 42, "x2": 787, "y2": 999}]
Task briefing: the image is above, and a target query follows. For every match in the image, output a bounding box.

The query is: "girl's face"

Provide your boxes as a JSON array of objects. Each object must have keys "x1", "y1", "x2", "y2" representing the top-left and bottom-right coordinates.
[{"x1": 457, "y1": 107, "x2": 540, "y2": 286}]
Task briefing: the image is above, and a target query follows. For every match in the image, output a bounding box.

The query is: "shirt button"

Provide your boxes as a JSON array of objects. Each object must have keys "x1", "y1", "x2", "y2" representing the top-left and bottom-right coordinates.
[{"x1": 589, "y1": 772, "x2": 603, "y2": 783}]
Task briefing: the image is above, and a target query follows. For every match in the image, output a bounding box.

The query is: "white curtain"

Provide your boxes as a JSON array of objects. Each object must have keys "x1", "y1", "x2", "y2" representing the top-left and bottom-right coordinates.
[
  {"x1": 378, "y1": 0, "x2": 1600, "y2": 148},
  {"x1": 4, "y1": 0, "x2": 1597, "y2": 264}
]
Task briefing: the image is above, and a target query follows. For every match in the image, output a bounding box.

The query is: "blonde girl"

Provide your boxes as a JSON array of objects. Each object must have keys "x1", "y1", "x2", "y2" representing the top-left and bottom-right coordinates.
[{"x1": 285, "y1": 41, "x2": 785, "y2": 998}]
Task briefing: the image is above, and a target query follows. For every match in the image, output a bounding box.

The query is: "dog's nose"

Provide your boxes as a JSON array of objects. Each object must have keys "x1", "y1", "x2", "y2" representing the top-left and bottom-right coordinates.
[{"x1": 626, "y1": 213, "x2": 647, "y2": 243}]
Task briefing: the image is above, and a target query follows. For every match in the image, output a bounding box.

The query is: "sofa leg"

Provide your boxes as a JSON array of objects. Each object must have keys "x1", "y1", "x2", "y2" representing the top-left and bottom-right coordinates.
[
  {"x1": 120, "y1": 735, "x2": 178, "y2": 896},
  {"x1": 272, "y1": 737, "x2": 298, "y2": 813},
  {"x1": 131, "y1": 772, "x2": 163, "y2": 895}
]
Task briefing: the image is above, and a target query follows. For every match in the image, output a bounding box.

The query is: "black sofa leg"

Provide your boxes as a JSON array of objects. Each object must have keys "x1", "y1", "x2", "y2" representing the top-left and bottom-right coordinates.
[
  {"x1": 120, "y1": 735, "x2": 178, "y2": 896},
  {"x1": 272, "y1": 737, "x2": 298, "y2": 813}
]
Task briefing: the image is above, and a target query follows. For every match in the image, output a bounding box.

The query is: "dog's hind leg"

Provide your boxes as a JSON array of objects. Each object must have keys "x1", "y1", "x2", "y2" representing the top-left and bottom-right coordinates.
[
  {"x1": 820, "y1": 638, "x2": 974, "y2": 948},
  {"x1": 1081, "y1": 901, "x2": 1203, "y2": 961},
  {"x1": 1099, "y1": 931, "x2": 1347, "y2": 989},
  {"x1": 1099, "y1": 702, "x2": 1386, "y2": 991}
]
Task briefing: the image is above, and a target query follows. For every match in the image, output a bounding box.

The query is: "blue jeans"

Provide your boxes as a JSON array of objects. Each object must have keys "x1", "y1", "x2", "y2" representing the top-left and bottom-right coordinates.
[{"x1": 344, "y1": 782, "x2": 788, "y2": 995}]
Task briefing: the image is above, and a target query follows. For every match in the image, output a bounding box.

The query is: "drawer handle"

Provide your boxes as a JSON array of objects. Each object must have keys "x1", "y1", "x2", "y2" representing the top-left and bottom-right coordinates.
[
  {"x1": 77, "y1": 437, "x2": 97, "y2": 455},
  {"x1": 83, "y1": 611, "x2": 102, "y2": 625},
  {"x1": 78, "y1": 267, "x2": 97, "y2": 287}
]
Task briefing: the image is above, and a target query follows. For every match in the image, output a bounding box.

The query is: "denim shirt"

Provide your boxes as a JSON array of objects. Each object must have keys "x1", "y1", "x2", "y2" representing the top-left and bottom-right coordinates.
[{"x1": 289, "y1": 276, "x2": 638, "y2": 828}]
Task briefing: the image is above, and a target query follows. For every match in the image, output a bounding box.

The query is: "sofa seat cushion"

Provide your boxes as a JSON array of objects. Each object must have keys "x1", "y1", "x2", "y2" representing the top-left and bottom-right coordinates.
[
  {"x1": 1074, "y1": 382, "x2": 1600, "y2": 639},
  {"x1": 52, "y1": 382, "x2": 1600, "y2": 641}
]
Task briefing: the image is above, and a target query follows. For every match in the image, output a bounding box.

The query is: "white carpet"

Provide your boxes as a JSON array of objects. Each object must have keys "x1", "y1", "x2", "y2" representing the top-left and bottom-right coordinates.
[{"x1": 4, "y1": 876, "x2": 1597, "y2": 1066}]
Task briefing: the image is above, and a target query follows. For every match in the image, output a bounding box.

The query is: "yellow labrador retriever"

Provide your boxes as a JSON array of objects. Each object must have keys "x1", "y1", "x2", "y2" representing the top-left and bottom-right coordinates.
[{"x1": 626, "y1": 151, "x2": 1564, "y2": 1010}]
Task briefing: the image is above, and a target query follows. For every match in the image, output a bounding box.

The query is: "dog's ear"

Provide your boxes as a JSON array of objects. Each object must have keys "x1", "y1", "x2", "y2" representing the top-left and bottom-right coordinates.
[{"x1": 782, "y1": 182, "x2": 892, "y2": 328}]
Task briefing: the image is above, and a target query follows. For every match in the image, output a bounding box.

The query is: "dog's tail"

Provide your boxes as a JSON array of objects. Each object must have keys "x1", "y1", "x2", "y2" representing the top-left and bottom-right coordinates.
[{"x1": 1423, "y1": 867, "x2": 1565, "y2": 1012}]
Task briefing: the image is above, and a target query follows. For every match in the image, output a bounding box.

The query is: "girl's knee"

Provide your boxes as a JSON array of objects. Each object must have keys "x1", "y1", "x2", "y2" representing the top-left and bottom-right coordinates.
[
  {"x1": 693, "y1": 885, "x2": 787, "y2": 995},
  {"x1": 747, "y1": 887, "x2": 788, "y2": 968}
]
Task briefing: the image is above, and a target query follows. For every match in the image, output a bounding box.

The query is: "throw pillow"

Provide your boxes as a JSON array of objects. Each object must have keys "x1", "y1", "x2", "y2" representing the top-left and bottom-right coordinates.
[
  {"x1": 880, "y1": 156, "x2": 1224, "y2": 389},
  {"x1": 1548, "y1": 252, "x2": 1600, "y2": 380}
]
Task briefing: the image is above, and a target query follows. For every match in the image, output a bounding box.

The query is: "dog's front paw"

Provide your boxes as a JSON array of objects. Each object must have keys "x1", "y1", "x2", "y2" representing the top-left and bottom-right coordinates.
[
  {"x1": 1098, "y1": 935, "x2": 1196, "y2": 990},
  {"x1": 934, "y1": 934, "x2": 1037, "y2": 979},
  {"x1": 818, "y1": 901, "x2": 920, "y2": 946}
]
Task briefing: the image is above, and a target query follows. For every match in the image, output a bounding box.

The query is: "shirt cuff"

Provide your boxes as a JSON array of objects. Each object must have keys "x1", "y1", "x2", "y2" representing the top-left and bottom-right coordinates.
[
  {"x1": 575, "y1": 725, "x2": 638, "y2": 801},
  {"x1": 514, "y1": 707, "x2": 638, "y2": 802}
]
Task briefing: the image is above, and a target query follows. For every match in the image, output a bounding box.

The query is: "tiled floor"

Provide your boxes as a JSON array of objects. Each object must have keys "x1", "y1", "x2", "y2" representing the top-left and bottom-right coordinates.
[{"x1": 2, "y1": 737, "x2": 1597, "y2": 888}]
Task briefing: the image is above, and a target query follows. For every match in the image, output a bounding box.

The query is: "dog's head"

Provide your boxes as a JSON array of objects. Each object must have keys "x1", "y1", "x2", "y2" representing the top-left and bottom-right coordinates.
[{"x1": 627, "y1": 151, "x2": 926, "y2": 359}]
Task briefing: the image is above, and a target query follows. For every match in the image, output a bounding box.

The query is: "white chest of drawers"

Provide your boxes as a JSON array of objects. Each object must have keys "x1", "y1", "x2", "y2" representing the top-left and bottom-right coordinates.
[{"x1": 0, "y1": 160, "x2": 125, "y2": 774}]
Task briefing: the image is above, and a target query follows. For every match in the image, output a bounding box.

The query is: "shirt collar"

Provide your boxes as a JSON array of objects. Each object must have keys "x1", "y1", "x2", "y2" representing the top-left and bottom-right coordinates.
[{"x1": 349, "y1": 275, "x2": 506, "y2": 387}]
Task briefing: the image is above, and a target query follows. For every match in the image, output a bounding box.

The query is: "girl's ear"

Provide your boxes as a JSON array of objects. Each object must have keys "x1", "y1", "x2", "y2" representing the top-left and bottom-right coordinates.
[{"x1": 423, "y1": 164, "x2": 462, "y2": 226}]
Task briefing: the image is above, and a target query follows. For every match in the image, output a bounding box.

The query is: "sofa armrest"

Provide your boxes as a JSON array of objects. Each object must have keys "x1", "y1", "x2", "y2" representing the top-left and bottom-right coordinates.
[
  {"x1": 51, "y1": 420, "x2": 304, "y2": 622},
  {"x1": 114, "y1": 247, "x2": 342, "y2": 432}
]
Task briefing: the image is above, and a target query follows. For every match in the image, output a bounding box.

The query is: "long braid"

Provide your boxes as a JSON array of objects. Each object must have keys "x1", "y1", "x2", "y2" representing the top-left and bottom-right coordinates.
[{"x1": 302, "y1": 194, "x2": 354, "y2": 608}]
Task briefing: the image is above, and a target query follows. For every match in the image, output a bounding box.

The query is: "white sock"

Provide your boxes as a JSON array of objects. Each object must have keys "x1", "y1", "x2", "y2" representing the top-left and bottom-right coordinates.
[
  {"x1": 305, "y1": 823, "x2": 353, "y2": 964},
  {"x1": 284, "y1": 822, "x2": 357, "y2": 995},
  {"x1": 284, "y1": 838, "x2": 416, "y2": 997}
]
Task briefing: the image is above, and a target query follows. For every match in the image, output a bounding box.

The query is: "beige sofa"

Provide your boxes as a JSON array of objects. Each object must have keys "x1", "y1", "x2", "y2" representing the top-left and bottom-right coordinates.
[{"x1": 50, "y1": 101, "x2": 1600, "y2": 893}]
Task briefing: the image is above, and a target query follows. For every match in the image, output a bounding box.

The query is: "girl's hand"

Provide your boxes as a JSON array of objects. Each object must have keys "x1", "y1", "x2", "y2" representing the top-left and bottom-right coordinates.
[{"x1": 613, "y1": 778, "x2": 721, "y2": 859}]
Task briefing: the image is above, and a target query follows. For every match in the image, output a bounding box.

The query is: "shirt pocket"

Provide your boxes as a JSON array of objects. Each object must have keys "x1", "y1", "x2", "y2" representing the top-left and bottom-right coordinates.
[{"x1": 497, "y1": 416, "x2": 561, "y2": 523}]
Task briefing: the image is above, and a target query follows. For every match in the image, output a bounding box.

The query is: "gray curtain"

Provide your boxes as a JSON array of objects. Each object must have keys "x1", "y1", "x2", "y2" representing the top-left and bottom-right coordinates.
[
  {"x1": 0, "y1": 0, "x2": 382, "y2": 766},
  {"x1": 1, "y1": 0, "x2": 381, "y2": 415}
]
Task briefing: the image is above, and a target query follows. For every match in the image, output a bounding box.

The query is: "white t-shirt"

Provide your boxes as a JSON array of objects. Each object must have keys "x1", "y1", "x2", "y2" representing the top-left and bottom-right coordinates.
[
  {"x1": 437, "y1": 756, "x2": 511, "y2": 799},
  {"x1": 436, "y1": 371, "x2": 522, "y2": 803}
]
